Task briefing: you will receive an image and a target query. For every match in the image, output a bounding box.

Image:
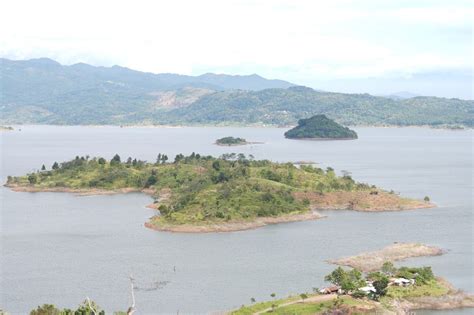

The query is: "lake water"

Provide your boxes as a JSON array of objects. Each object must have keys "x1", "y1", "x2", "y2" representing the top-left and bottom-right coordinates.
[{"x1": 0, "y1": 126, "x2": 472, "y2": 314}]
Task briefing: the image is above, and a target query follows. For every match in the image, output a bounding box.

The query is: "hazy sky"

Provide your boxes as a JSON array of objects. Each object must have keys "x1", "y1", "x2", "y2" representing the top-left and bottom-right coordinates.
[{"x1": 1, "y1": 0, "x2": 472, "y2": 98}]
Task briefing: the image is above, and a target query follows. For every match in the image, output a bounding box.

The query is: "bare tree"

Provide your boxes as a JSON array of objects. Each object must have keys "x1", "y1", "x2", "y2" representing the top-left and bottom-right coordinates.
[{"x1": 127, "y1": 275, "x2": 136, "y2": 315}]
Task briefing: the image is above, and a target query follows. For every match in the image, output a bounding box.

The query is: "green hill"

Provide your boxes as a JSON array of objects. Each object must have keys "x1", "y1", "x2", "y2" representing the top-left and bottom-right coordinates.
[
  {"x1": 284, "y1": 115, "x2": 358, "y2": 139},
  {"x1": 5, "y1": 153, "x2": 429, "y2": 232},
  {"x1": 1, "y1": 58, "x2": 473, "y2": 127}
]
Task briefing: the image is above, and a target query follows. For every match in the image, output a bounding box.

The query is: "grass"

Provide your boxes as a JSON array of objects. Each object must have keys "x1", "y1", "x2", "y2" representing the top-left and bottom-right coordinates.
[
  {"x1": 231, "y1": 295, "x2": 373, "y2": 315},
  {"x1": 231, "y1": 296, "x2": 301, "y2": 315},
  {"x1": 385, "y1": 279, "x2": 449, "y2": 299}
]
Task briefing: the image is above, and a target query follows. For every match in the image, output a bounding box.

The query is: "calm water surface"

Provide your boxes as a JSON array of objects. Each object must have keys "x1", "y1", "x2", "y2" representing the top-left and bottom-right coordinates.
[{"x1": 0, "y1": 126, "x2": 472, "y2": 314}]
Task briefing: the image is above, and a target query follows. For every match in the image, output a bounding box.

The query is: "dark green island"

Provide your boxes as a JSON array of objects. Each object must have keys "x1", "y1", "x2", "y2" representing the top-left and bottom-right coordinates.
[
  {"x1": 215, "y1": 136, "x2": 248, "y2": 146},
  {"x1": 285, "y1": 115, "x2": 358, "y2": 140}
]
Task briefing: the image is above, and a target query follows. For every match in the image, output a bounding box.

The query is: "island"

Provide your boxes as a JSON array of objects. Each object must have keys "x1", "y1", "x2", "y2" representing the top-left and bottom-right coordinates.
[
  {"x1": 5, "y1": 153, "x2": 433, "y2": 233},
  {"x1": 0, "y1": 125, "x2": 14, "y2": 131},
  {"x1": 231, "y1": 250, "x2": 473, "y2": 314},
  {"x1": 284, "y1": 115, "x2": 358, "y2": 140},
  {"x1": 215, "y1": 136, "x2": 248, "y2": 146},
  {"x1": 328, "y1": 242, "x2": 443, "y2": 272}
]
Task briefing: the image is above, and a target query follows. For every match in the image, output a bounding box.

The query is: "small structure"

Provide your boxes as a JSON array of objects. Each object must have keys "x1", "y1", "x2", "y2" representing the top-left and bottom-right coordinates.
[
  {"x1": 390, "y1": 278, "x2": 415, "y2": 287},
  {"x1": 319, "y1": 285, "x2": 341, "y2": 294},
  {"x1": 358, "y1": 285, "x2": 376, "y2": 294}
]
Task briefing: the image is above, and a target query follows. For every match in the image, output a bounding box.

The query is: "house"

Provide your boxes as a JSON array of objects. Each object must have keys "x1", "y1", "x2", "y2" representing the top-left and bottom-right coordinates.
[
  {"x1": 390, "y1": 278, "x2": 415, "y2": 287},
  {"x1": 319, "y1": 285, "x2": 341, "y2": 294},
  {"x1": 358, "y1": 285, "x2": 376, "y2": 293}
]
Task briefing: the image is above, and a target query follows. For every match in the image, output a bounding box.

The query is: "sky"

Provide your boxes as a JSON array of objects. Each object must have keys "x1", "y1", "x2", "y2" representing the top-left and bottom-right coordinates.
[{"x1": 1, "y1": 0, "x2": 473, "y2": 99}]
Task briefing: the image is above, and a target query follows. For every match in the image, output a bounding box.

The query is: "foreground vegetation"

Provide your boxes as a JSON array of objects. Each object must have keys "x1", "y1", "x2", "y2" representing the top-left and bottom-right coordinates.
[
  {"x1": 284, "y1": 114, "x2": 358, "y2": 139},
  {"x1": 18, "y1": 263, "x2": 472, "y2": 315},
  {"x1": 6, "y1": 153, "x2": 430, "y2": 231},
  {"x1": 231, "y1": 263, "x2": 473, "y2": 314}
]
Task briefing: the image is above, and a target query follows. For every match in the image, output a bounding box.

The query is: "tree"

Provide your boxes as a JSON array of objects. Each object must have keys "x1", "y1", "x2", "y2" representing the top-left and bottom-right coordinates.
[
  {"x1": 372, "y1": 277, "x2": 389, "y2": 300},
  {"x1": 75, "y1": 298, "x2": 104, "y2": 315},
  {"x1": 325, "y1": 267, "x2": 364, "y2": 293},
  {"x1": 28, "y1": 174, "x2": 37, "y2": 184},
  {"x1": 212, "y1": 160, "x2": 221, "y2": 171},
  {"x1": 98, "y1": 158, "x2": 106, "y2": 165},
  {"x1": 424, "y1": 196, "x2": 430, "y2": 202},
  {"x1": 111, "y1": 154, "x2": 121, "y2": 166},
  {"x1": 300, "y1": 293, "x2": 308, "y2": 302},
  {"x1": 270, "y1": 293, "x2": 276, "y2": 299},
  {"x1": 324, "y1": 267, "x2": 346, "y2": 286},
  {"x1": 381, "y1": 261, "x2": 396, "y2": 276},
  {"x1": 41, "y1": 164, "x2": 46, "y2": 171},
  {"x1": 52, "y1": 162, "x2": 59, "y2": 170},
  {"x1": 250, "y1": 297, "x2": 256, "y2": 303},
  {"x1": 30, "y1": 304, "x2": 62, "y2": 315},
  {"x1": 145, "y1": 175, "x2": 158, "y2": 188}
]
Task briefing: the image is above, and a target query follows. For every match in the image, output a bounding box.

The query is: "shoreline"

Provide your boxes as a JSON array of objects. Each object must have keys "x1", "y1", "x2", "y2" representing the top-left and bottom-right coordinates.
[
  {"x1": 327, "y1": 242, "x2": 444, "y2": 272},
  {"x1": 215, "y1": 141, "x2": 264, "y2": 146},
  {"x1": 5, "y1": 184, "x2": 156, "y2": 196},
  {"x1": 285, "y1": 137, "x2": 357, "y2": 141},
  {"x1": 399, "y1": 278, "x2": 474, "y2": 312},
  {"x1": 295, "y1": 191, "x2": 435, "y2": 212},
  {"x1": 3, "y1": 123, "x2": 471, "y2": 131},
  {"x1": 5, "y1": 184, "x2": 435, "y2": 233},
  {"x1": 145, "y1": 211, "x2": 323, "y2": 233}
]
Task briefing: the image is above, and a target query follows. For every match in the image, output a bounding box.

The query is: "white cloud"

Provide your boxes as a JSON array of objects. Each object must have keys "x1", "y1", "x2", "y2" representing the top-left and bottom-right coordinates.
[{"x1": 1, "y1": 0, "x2": 472, "y2": 84}]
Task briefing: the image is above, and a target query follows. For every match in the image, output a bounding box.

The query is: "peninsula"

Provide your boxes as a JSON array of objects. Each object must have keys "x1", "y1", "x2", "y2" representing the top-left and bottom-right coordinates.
[
  {"x1": 327, "y1": 242, "x2": 444, "y2": 272},
  {"x1": 284, "y1": 115, "x2": 358, "y2": 140},
  {"x1": 231, "y1": 258, "x2": 473, "y2": 314},
  {"x1": 5, "y1": 153, "x2": 433, "y2": 233}
]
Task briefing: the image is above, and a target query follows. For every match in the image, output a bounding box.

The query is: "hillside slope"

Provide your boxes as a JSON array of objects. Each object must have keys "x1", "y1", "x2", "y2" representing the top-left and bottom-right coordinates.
[{"x1": 1, "y1": 58, "x2": 472, "y2": 127}]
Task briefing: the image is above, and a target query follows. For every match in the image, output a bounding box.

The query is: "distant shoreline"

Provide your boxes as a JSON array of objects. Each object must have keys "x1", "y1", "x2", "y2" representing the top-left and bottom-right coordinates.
[
  {"x1": 1, "y1": 123, "x2": 471, "y2": 130},
  {"x1": 145, "y1": 211, "x2": 323, "y2": 233}
]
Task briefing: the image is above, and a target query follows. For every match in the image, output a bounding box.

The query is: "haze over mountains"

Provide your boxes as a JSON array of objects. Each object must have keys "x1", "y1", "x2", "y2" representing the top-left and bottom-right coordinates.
[{"x1": 1, "y1": 58, "x2": 473, "y2": 127}]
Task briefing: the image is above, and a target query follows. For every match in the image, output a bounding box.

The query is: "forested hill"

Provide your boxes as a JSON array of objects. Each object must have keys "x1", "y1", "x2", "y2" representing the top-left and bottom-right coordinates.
[
  {"x1": 1, "y1": 58, "x2": 473, "y2": 127},
  {"x1": 157, "y1": 87, "x2": 474, "y2": 127}
]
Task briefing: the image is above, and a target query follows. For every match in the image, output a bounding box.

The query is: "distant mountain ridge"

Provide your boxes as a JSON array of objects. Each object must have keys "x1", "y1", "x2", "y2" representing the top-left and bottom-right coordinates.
[{"x1": 1, "y1": 58, "x2": 473, "y2": 127}]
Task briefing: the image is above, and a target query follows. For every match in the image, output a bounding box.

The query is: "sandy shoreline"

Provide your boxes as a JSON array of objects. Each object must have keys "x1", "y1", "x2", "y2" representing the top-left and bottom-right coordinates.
[
  {"x1": 145, "y1": 211, "x2": 324, "y2": 233},
  {"x1": 328, "y1": 242, "x2": 444, "y2": 272},
  {"x1": 5, "y1": 184, "x2": 155, "y2": 196},
  {"x1": 214, "y1": 141, "x2": 264, "y2": 146},
  {"x1": 295, "y1": 191, "x2": 435, "y2": 212}
]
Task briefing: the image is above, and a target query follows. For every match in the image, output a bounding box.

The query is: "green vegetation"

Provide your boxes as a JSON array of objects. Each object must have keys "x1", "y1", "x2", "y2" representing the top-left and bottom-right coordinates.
[
  {"x1": 232, "y1": 264, "x2": 452, "y2": 315},
  {"x1": 231, "y1": 295, "x2": 372, "y2": 315},
  {"x1": 7, "y1": 153, "x2": 389, "y2": 228},
  {"x1": 1, "y1": 59, "x2": 472, "y2": 127},
  {"x1": 216, "y1": 136, "x2": 247, "y2": 146},
  {"x1": 284, "y1": 114, "x2": 358, "y2": 139},
  {"x1": 324, "y1": 267, "x2": 365, "y2": 293},
  {"x1": 29, "y1": 300, "x2": 105, "y2": 315}
]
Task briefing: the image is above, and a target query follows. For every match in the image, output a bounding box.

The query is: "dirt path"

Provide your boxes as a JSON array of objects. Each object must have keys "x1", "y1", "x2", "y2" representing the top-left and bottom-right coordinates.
[{"x1": 254, "y1": 294, "x2": 337, "y2": 315}]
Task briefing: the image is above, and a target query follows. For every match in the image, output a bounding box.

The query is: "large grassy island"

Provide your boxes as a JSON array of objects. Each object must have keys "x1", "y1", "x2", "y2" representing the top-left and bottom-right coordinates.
[
  {"x1": 6, "y1": 153, "x2": 432, "y2": 232},
  {"x1": 285, "y1": 115, "x2": 358, "y2": 140}
]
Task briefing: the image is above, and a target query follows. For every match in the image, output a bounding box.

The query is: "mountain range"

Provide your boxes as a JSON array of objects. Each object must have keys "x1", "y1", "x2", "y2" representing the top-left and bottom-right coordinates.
[{"x1": 1, "y1": 58, "x2": 472, "y2": 127}]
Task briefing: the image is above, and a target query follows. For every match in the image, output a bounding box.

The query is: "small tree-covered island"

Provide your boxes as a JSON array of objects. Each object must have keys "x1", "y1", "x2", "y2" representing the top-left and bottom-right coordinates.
[
  {"x1": 215, "y1": 136, "x2": 248, "y2": 146},
  {"x1": 5, "y1": 153, "x2": 433, "y2": 232},
  {"x1": 285, "y1": 115, "x2": 358, "y2": 140}
]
